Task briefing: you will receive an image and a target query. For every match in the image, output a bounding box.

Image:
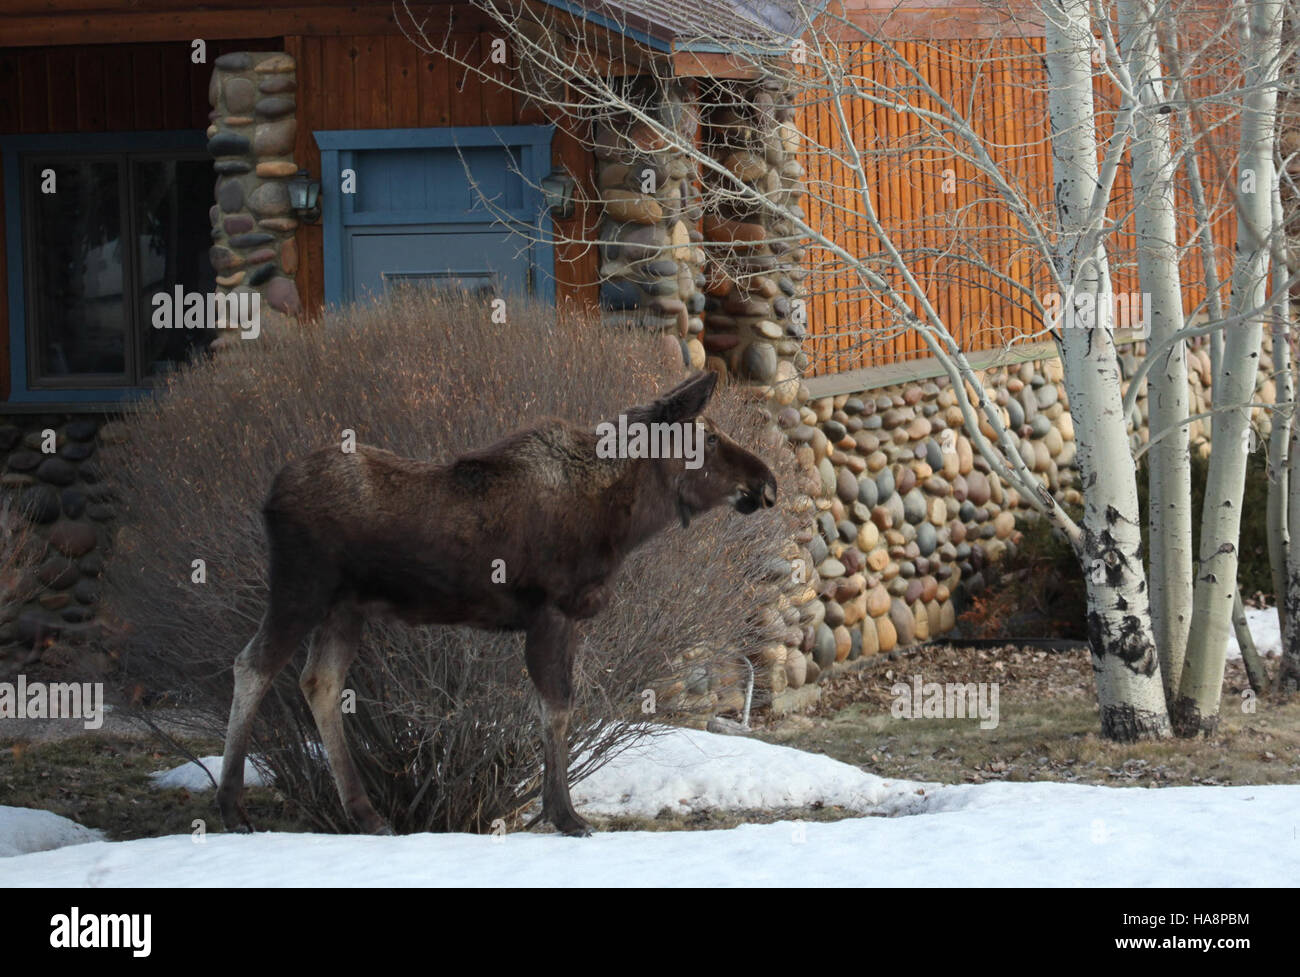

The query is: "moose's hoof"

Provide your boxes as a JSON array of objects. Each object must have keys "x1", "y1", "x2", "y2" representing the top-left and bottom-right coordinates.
[
  {"x1": 554, "y1": 815, "x2": 593, "y2": 838},
  {"x1": 219, "y1": 798, "x2": 254, "y2": 833},
  {"x1": 359, "y1": 815, "x2": 395, "y2": 836}
]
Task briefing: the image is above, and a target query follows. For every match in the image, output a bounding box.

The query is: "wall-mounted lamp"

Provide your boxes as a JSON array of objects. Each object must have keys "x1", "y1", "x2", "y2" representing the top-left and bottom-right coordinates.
[
  {"x1": 287, "y1": 169, "x2": 322, "y2": 223},
  {"x1": 540, "y1": 169, "x2": 576, "y2": 219}
]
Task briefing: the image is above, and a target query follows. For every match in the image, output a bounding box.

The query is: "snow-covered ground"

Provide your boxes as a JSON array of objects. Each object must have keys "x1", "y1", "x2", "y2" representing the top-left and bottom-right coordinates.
[
  {"x1": 0, "y1": 807, "x2": 103, "y2": 858},
  {"x1": 2, "y1": 727, "x2": 1296, "y2": 886},
  {"x1": 142, "y1": 729, "x2": 932, "y2": 816},
  {"x1": 1227, "y1": 605, "x2": 1281, "y2": 659}
]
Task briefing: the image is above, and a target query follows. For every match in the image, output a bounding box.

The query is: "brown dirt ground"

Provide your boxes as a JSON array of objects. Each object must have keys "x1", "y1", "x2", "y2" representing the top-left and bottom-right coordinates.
[{"x1": 752, "y1": 643, "x2": 1300, "y2": 788}]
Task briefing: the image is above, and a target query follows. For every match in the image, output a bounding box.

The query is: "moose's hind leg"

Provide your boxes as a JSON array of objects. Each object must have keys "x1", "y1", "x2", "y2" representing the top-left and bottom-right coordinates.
[
  {"x1": 221, "y1": 514, "x2": 341, "y2": 832},
  {"x1": 524, "y1": 607, "x2": 591, "y2": 838},
  {"x1": 300, "y1": 605, "x2": 391, "y2": 835},
  {"x1": 218, "y1": 614, "x2": 302, "y2": 832}
]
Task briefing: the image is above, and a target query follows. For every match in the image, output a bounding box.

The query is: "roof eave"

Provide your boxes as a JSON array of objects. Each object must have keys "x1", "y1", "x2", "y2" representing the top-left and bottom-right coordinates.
[
  {"x1": 532, "y1": 0, "x2": 675, "y2": 50},
  {"x1": 532, "y1": 0, "x2": 834, "y2": 55}
]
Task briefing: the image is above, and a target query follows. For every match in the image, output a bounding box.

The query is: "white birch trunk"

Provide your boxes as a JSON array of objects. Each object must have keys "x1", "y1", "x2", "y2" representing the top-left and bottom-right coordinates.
[
  {"x1": 1117, "y1": 0, "x2": 1193, "y2": 698},
  {"x1": 1176, "y1": 0, "x2": 1284, "y2": 733},
  {"x1": 1277, "y1": 128, "x2": 1300, "y2": 694},
  {"x1": 1233, "y1": 586, "x2": 1269, "y2": 694},
  {"x1": 1267, "y1": 178, "x2": 1293, "y2": 638},
  {"x1": 1045, "y1": 0, "x2": 1171, "y2": 739},
  {"x1": 1282, "y1": 410, "x2": 1300, "y2": 692}
]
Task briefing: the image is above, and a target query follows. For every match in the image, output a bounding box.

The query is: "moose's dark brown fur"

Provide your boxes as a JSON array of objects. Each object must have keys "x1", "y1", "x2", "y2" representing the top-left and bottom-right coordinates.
[{"x1": 218, "y1": 371, "x2": 776, "y2": 837}]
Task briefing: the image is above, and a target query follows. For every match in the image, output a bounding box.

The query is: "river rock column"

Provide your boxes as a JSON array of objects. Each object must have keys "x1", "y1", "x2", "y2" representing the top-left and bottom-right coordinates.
[
  {"x1": 696, "y1": 75, "x2": 824, "y2": 699},
  {"x1": 593, "y1": 79, "x2": 707, "y2": 369},
  {"x1": 206, "y1": 51, "x2": 302, "y2": 331},
  {"x1": 699, "y1": 75, "x2": 808, "y2": 392}
]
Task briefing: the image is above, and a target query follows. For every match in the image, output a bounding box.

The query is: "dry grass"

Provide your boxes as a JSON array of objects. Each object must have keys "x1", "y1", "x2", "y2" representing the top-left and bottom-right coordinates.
[
  {"x1": 0, "y1": 498, "x2": 42, "y2": 637},
  {"x1": 757, "y1": 643, "x2": 1300, "y2": 787},
  {"x1": 0, "y1": 734, "x2": 306, "y2": 841}
]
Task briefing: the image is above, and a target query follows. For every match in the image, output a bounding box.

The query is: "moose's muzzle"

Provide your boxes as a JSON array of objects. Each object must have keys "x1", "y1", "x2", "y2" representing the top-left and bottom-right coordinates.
[{"x1": 734, "y1": 473, "x2": 778, "y2": 514}]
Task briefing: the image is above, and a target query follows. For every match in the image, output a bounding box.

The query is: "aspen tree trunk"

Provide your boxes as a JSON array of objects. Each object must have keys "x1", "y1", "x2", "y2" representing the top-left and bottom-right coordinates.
[
  {"x1": 1278, "y1": 153, "x2": 1300, "y2": 694},
  {"x1": 1176, "y1": 0, "x2": 1284, "y2": 733},
  {"x1": 1233, "y1": 587, "x2": 1269, "y2": 694},
  {"x1": 1268, "y1": 163, "x2": 1294, "y2": 650},
  {"x1": 1117, "y1": 0, "x2": 1193, "y2": 699},
  {"x1": 1282, "y1": 409, "x2": 1300, "y2": 691},
  {"x1": 1045, "y1": 0, "x2": 1171, "y2": 739}
]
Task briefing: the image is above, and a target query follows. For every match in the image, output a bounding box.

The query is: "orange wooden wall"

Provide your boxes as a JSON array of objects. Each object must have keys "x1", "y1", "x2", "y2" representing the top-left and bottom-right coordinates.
[{"x1": 799, "y1": 35, "x2": 1240, "y2": 376}]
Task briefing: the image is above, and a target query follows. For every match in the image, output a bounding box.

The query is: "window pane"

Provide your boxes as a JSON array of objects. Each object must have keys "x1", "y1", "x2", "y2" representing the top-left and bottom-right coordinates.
[
  {"x1": 133, "y1": 156, "x2": 218, "y2": 375},
  {"x1": 28, "y1": 158, "x2": 128, "y2": 380}
]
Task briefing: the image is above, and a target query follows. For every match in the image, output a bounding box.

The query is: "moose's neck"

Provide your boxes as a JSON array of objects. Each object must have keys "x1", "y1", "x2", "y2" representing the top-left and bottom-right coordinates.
[{"x1": 609, "y1": 454, "x2": 686, "y2": 554}]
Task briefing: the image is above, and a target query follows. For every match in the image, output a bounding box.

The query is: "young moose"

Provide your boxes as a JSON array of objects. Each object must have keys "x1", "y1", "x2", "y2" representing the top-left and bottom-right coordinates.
[{"x1": 218, "y1": 371, "x2": 777, "y2": 837}]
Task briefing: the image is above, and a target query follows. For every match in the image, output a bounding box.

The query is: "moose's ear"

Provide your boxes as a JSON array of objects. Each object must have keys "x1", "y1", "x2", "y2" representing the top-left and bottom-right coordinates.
[{"x1": 656, "y1": 371, "x2": 717, "y2": 423}]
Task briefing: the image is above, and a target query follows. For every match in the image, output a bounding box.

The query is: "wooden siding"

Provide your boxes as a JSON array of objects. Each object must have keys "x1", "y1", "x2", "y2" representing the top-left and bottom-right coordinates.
[
  {"x1": 0, "y1": 2, "x2": 400, "y2": 47},
  {"x1": 0, "y1": 40, "x2": 276, "y2": 135},
  {"x1": 799, "y1": 35, "x2": 1240, "y2": 376}
]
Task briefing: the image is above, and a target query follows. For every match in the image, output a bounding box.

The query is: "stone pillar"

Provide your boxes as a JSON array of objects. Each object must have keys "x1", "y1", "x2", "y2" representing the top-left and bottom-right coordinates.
[
  {"x1": 694, "y1": 74, "x2": 826, "y2": 704},
  {"x1": 592, "y1": 78, "x2": 707, "y2": 369},
  {"x1": 206, "y1": 51, "x2": 302, "y2": 330},
  {"x1": 589, "y1": 74, "x2": 826, "y2": 706},
  {"x1": 699, "y1": 75, "x2": 808, "y2": 390}
]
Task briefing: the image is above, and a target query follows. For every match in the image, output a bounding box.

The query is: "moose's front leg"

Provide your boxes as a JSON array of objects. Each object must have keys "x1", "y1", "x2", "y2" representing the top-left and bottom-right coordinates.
[{"x1": 524, "y1": 605, "x2": 591, "y2": 837}]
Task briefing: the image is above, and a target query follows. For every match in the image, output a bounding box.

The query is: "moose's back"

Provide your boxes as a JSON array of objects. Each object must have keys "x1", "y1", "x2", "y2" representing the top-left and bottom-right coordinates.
[{"x1": 261, "y1": 425, "x2": 628, "y2": 629}]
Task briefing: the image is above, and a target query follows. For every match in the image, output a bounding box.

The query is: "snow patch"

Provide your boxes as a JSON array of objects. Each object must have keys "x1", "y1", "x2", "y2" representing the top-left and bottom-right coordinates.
[
  {"x1": 1228, "y1": 605, "x2": 1281, "y2": 659},
  {"x1": 149, "y1": 755, "x2": 268, "y2": 791},
  {"x1": 572, "y1": 726, "x2": 933, "y2": 816},
  {"x1": 0, "y1": 806, "x2": 103, "y2": 858}
]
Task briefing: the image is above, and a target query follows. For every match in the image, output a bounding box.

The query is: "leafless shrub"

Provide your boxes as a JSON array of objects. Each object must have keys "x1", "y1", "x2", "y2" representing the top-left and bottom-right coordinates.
[
  {"x1": 104, "y1": 289, "x2": 796, "y2": 832},
  {"x1": 0, "y1": 498, "x2": 41, "y2": 633}
]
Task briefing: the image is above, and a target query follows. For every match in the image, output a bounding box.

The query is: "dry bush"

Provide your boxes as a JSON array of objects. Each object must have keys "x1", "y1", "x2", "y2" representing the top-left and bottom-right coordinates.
[
  {"x1": 103, "y1": 290, "x2": 797, "y2": 833},
  {"x1": 0, "y1": 499, "x2": 41, "y2": 642}
]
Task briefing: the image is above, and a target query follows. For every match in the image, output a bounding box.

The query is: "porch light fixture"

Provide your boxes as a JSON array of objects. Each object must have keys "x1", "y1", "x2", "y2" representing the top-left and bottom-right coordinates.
[
  {"x1": 540, "y1": 169, "x2": 576, "y2": 218},
  {"x1": 288, "y1": 168, "x2": 322, "y2": 223}
]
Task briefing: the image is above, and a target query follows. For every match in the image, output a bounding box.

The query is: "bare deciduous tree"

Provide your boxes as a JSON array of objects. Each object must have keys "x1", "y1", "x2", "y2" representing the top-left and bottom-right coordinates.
[{"x1": 398, "y1": 0, "x2": 1300, "y2": 737}]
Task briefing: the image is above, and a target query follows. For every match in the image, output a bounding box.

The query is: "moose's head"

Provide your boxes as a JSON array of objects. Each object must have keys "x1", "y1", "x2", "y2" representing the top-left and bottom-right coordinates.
[{"x1": 626, "y1": 371, "x2": 778, "y2": 528}]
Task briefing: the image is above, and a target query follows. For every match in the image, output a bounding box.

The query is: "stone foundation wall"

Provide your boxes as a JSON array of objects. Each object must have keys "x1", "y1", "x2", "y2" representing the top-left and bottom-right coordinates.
[
  {"x1": 0, "y1": 415, "x2": 124, "y2": 673},
  {"x1": 761, "y1": 334, "x2": 1277, "y2": 712},
  {"x1": 206, "y1": 51, "x2": 302, "y2": 325}
]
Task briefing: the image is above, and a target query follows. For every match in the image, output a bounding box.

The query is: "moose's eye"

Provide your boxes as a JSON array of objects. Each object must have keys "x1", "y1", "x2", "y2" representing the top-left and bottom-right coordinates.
[{"x1": 707, "y1": 433, "x2": 718, "y2": 447}]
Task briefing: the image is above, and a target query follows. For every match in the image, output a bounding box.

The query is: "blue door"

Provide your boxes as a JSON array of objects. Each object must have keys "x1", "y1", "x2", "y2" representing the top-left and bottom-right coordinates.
[{"x1": 315, "y1": 127, "x2": 555, "y2": 306}]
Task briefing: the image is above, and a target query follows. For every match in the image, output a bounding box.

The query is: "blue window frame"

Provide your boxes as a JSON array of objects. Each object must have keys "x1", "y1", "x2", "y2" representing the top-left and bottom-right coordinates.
[
  {"x1": 2, "y1": 129, "x2": 212, "y2": 406},
  {"x1": 314, "y1": 126, "x2": 556, "y2": 308}
]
